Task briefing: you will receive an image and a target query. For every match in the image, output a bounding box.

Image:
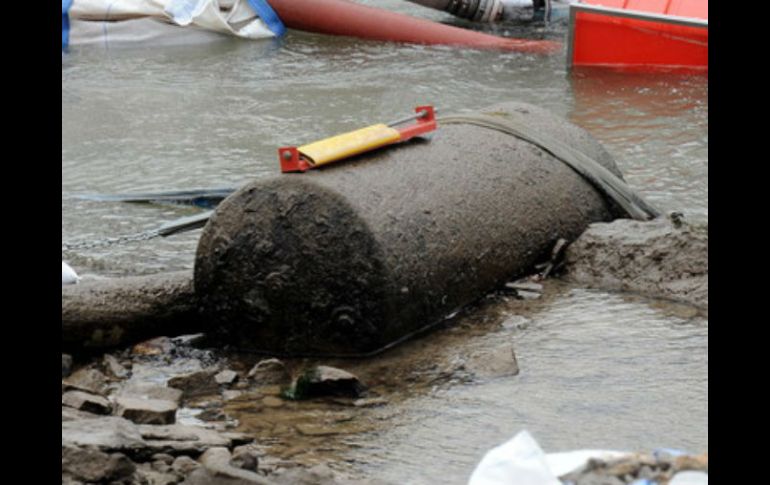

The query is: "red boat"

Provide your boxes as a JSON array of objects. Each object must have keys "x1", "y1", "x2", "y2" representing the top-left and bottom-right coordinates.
[{"x1": 567, "y1": 0, "x2": 708, "y2": 71}]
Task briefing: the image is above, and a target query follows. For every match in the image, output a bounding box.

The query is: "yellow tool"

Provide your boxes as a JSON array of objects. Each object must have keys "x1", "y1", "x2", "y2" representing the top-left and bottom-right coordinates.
[{"x1": 279, "y1": 106, "x2": 437, "y2": 173}]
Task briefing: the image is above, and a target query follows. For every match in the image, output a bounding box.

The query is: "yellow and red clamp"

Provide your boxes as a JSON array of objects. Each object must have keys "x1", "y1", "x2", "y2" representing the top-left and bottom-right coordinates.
[{"x1": 278, "y1": 105, "x2": 437, "y2": 173}]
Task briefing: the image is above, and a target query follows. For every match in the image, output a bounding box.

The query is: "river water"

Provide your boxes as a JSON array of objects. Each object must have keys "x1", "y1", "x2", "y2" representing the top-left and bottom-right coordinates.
[{"x1": 62, "y1": 2, "x2": 707, "y2": 482}]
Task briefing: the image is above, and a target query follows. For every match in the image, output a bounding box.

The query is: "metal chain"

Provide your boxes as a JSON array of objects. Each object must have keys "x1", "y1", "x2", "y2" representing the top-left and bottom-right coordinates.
[{"x1": 62, "y1": 228, "x2": 162, "y2": 252}]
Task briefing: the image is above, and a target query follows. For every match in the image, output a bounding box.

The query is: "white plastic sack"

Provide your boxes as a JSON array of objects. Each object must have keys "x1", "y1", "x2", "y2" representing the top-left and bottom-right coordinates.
[
  {"x1": 69, "y1": 17, "x2": 226, "y2": 46},
  {"x1": 468, "y1": 431, "x2": 628, "y2": 485},
  {"x1": 164, "y1": 0, "x2": 273, "y2": 39},
  {"x1": 468, "y1": 431, "x2": 562, "y2": 485},
  {"x1": 669, "y1": 471, "x2": 708, "y2": 485},
  {"x1": 68, "y1": 0, "x2": 273, "y2": 47},
  {"x1": 62, "y1": 262, "x2": 80, "y2": 286}
]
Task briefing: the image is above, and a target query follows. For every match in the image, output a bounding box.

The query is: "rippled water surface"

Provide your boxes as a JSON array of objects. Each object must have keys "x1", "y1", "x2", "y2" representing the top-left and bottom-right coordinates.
[
  {"x1": 343, "y1": 288, "x2": 707, "y2": 483},
  {"x1": 62, "y1": 1, "x2": 707, "y2": 481}
]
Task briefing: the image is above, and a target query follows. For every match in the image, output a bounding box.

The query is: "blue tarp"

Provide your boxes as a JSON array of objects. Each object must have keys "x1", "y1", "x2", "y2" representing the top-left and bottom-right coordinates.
[
  {"x1": 62, "y1": 0, "x2": 73, "y2": 49},
  {"x1": 247, "y1": 0, "x2": 286, "y2": 37}
]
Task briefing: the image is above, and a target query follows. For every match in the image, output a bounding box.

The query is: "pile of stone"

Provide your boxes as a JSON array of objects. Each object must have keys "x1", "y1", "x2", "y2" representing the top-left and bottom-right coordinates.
[
  {"x1": 61, "y1": 336, "x2": 365, "y2": 485},
  {"x1": 560, "y1": 451, "x2": 708, "y2": 485}
]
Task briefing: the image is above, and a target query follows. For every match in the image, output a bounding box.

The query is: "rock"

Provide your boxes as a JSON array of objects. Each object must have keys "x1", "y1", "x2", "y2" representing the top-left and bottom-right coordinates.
[
  {"x1": 61, "y1": 445, "x2": 136, "y2": 483},
  {"x1": 62, "y1": 405, "x2": 102, "y2": 422},
  {"x1": 103, "y1": 354, "x2": 130, "y2": 379},
  {"x1": 222, "y1": 390, "x2": 243, "y2": 401},
  {"x1": 168, "y1": 369, "x2": 220, "y2": 399},
  {"x1": 116, "y1": 383, "x2": 184, "y2": 406},
  {"x1": 152, "y1": 453, "x2": 175, "y2": 465},
  {"x1": 197, "y1": 407, "x2": 228, "y2": 422},
  {"x1": 137, "y1": 423, "x2": 245, "y2": 455},
  {"x1": 61, "y1": 417, "x2": 146, "y2": 452},
  {"x1": 564, "y1": 217, "x2": 708, "y2": 309},
  {"x1": 173, "y1": 455, "x2": 201, "y2": 475},
  {"x1": 215, "y1": 370, "x2": 239, "y2": 386},
  {"x1": 285, "y1": 366, "x2": 366, "y2": 400},
  {"x1": 673, "y1": 453, "x2": 708, "y2": 472},
  {"x1": 152, "y1": 459, "x2": 173, "y2": 473},
  {"x1": 61, "y1": 476, "x2": 85, "y2": 485},
  {"x1": 465, "y1": 344, "x2": 520, "y2": 379},
  {"x1": 230, "y1": 445, "x2": 260, "y2": 472},
  {"x1": 220, "y1": 432, "x2": 255, "y2": 447},
  {"x1": 135, "y1": 462, "x2": 181, "y2": 485},
  {"x1": 171, "y1": 333, "x2": 207, "y2": 347},
  {"x1": 62, "y1": 354, "x2": 73, "y2": 378},
  {"x1": 62, "y1": 390, "x2": 112, "y2": 415},
  {"x1": 559, "y1": 452, "x2": 708, "y2": 485},
  {"x1": 132, "y1": 336, "x2": 175, "y2": 356},
  {"x1": 505, "y1": 280, "x2": 543, "y2": 293},
  {"x1": 247, "y1": 358, "x2": 290, "y2": 385},
  {"x1": 352, "y1": 397, "x2": 389, "y2": 408},
  {"x1": 63, "y1": 367, "x2": 109, "y2": 396},
  {"x1": 115, "y1": 396, "x2": 178, "y2": 425},
  {"x1": 181, "y1": 468, "x2": 262, "y2": 485},
  {"x1": 197, "y1": 447, "x2": 268, "y2": 483}
]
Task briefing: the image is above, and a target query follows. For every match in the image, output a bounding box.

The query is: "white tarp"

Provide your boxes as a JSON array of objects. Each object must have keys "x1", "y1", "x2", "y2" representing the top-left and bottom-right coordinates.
[
  {"x1": 468, "y1": 431, "x2": 707, "y2": 485},
  {"x1": 68, "y1": 0, "x2": 274, "y2": 47},
  {"x1": 468, "y1": 431, "x2": 628, "y2": 485},
  {"x1": 62, "y1": 262, "x2": 80, "y2": 286}
]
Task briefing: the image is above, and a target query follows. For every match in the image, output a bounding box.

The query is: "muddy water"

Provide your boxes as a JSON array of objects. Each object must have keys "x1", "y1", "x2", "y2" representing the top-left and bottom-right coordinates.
[
  {"x1": 62, "y1": 1, "x2": 707, "y2": 482},
  {"x1": 219, "y1": 282, "x2": 706, "y2": 483}
]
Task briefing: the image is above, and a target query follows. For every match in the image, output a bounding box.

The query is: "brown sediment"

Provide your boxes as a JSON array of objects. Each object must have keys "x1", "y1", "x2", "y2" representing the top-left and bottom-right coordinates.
[{"x1": 563, "y1": 217, "x2": 708, "y2": 310}]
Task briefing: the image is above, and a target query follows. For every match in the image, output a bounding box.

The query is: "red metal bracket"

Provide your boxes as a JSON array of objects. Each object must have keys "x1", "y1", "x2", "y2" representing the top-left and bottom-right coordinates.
[
  {"x1": 395, "y1": 105, "x2": 437, "y2": 141},
  {"x1": 278, "y1": 147, "x2": 312, "y2": 173}
]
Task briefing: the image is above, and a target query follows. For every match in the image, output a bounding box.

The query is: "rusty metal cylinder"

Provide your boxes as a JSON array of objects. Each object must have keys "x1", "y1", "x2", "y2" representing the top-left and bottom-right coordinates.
[{"x1": 194, "y1": 102, "x2": 622, "y2": 355}]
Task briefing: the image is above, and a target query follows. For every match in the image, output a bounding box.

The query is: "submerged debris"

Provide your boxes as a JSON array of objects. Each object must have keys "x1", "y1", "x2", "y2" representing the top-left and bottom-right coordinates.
[
  {"x1": 248, "y1": 358, "x2": 292, "y2": 386},
  {"x1": 283, "y1": 366, "x2": 366, "y2": 400}
]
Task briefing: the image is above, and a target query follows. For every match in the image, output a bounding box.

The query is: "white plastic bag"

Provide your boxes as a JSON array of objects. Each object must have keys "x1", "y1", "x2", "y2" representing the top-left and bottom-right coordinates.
[
  {"x1": 62, "y1": 261, "x2": 80, "y2": 286},
  {"x1": 468, "y1": 431, "x2": 628, "y2": 485},
  {"x1": 468, "y1": 431, "x2": 562, "y2": 485},
  {"x1": 68, "y1": 0, "x2": 273, "y2": 47}
]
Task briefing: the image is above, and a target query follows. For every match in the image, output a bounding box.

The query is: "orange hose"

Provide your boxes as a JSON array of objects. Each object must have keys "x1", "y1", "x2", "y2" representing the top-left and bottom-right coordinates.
[{"x1": 267, "y1": 0, "x2": 561, "y2": 54}]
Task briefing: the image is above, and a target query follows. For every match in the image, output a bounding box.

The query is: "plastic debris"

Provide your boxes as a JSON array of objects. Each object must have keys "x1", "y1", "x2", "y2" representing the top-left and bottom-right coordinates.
[
  {"x1": 469, "y1": 430, "x2": 562, "y2": 485},
  {"x1": 62, "y1": 261, "x2": 80, "y2": 286},
  {"x1": 468, "y1": 431, "x2": 707, "y2": 485},
  {"x1": 669, "y1": 471, "x2": 708, "y2": 485},
  {"x1": 469, "y1": 431, "x2": 626, "y2": 485}
]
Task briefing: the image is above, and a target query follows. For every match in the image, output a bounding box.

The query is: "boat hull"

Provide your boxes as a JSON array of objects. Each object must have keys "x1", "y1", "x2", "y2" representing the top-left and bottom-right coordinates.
[{"x1": 568, "y1": 1, "x2": 707, "y2": 71}]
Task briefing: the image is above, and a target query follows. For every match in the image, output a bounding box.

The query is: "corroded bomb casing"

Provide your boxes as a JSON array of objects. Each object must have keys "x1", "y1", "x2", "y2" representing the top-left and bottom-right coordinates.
[{"x1": 194, "y1": 102, "x2": 622, "y2": 355}]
